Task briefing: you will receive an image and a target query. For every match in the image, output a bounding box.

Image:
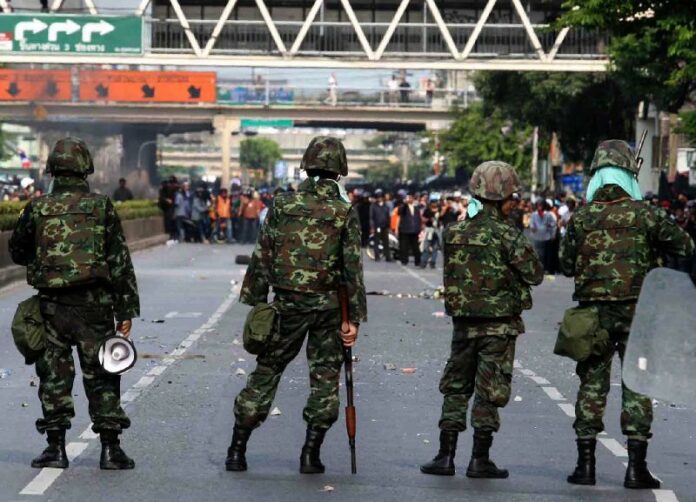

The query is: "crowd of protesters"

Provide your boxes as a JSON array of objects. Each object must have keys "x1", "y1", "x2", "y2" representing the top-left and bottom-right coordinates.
[
  {"x1": 350, "y1": 186, "x2": 696, "y2": 272},
  {"x1": 157, "y1": 176, "x2": 269, "y2": 244},
  {"x1": 155, "y1": 174, "x2": 696, "y2": 273}
]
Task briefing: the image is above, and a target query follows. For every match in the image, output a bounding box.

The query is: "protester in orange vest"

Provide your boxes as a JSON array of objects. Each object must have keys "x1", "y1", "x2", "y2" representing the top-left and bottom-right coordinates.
[{"x1": 216, "y1": 188, "x2": 234, "y2": 243}]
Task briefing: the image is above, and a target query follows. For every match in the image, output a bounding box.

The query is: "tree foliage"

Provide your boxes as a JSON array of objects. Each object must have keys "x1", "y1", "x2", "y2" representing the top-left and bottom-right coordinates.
[
  {"x1": 475, "y1": 72, "x2": 635, "y2": 163},
  {"x1": 676, "y1": 110, "x2": 696, "y2": 146},
  {"x1": 559, "y1": 0, "x2": 696, "y2": 112},
  {"x1": 440, "y1": 103, "x2": 533, "y2": 181},
  {"x1": 240, "y1": 137, "x2": 282, "y2": 172}
]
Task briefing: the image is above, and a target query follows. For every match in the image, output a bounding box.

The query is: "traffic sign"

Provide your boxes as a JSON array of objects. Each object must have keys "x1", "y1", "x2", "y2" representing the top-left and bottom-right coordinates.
[
  {"x1": 240, "y1": 119, "x2": 294, "y2": 128},
  {"x1": 79, "y1": 70, "x2": 217, "y2": 103},
  {"x1": 0, "y1": 14, "x2": 142, "y2": 55},
  {"x1": 0, "y1": 69, "x2": 72, "y2": 101}
]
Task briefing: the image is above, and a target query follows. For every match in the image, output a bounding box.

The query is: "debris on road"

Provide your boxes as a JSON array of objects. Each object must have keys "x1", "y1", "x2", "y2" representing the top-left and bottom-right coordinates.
[
  {"x1": 270, "y1": 407, "x2": 282, "y2": 416},
  {"x1": 514, "y1": 396, "x2": 523, "y2": 402},
  {"x1": 431, "y1": 311, "x2": 446, "y2": 318},
  {"x1": 232, "y1": 338, "x2": 242, "y2": 346},
  {"x1": 235, "y1": 368, "x2": 247, "y2": 376},
  {"x1": 21, "y1": 402, "x2": 29, "y2": 407},
  {"x1": 384, "y1": 363, "x2": 397, "y2": 371},
  {"x1": 401, "y1": 368, "x2": 417, "y2": 374},
  {"x1": 319, "y1": 485, "x2": 335, "y2": 493},
  {"x1": 0, "y1": 368, "x2": 12, "y2": 379}
]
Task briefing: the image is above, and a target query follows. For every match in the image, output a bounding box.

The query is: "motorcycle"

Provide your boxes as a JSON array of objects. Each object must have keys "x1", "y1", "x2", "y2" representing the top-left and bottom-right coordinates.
[{"x1": 366, "y1": 231, "x2": 400, "y2": 261}]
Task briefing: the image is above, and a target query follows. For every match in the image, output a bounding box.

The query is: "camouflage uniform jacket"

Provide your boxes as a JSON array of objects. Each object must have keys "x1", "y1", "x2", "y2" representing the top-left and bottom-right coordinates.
[
  {"x1": 560, "y1": 184, "x2": 694, "y2": 302},
  {"x1": 443, "y1": 205, "x2": 543, "y2": 337},
  {"x1": 240, "y1": 177, "x2": 367, "y2": 324},
  {"x1": 9, "y1": 176, "x2": 140, "y2": 321}
]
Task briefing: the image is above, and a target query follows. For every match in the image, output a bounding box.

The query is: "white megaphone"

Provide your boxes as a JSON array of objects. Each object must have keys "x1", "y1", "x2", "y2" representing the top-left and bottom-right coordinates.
[{"x1": 98, "y1": 334, "x2": 137, "y2": 375}]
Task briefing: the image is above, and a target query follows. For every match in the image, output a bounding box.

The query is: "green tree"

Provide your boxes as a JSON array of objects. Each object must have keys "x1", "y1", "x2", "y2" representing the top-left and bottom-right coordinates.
[
  {"x1": 559, "y1": 0, "x2": 696, "y2": 112},
  {"x1": 475, "y1": 72, "x2": 635, "y2": 163},
  {"x1": 440, "y1": 103, "x2": 533, "y2": 181},
  {"x1": 677, "y1": 111, "x2": 696, "y2": 145},
  {"x1": 363, "y1": 162, "x2": 402, "y2": 185},
  {"x1": 240, "y1": 137, "x2": 282, "y2": 173}
]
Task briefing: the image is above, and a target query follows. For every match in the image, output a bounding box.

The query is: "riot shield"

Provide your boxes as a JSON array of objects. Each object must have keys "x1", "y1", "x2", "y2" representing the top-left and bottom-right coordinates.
[{"x1": 624, "y1": 267, "x2": 696, "y2": 404}]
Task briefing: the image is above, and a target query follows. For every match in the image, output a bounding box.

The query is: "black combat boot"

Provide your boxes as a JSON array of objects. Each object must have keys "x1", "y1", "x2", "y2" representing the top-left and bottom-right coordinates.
[
  {"x1": 99, "y1": 431, "x2": 135, "y2": 470},
  {"x1": 624, "y1": 439, "x2": 661, "y2": 489},
  {"x1": 466, "y1": 430, "x2": 509, "y2": 479},
  {"x1": 299, "y1": 427, "x2": 327, "y2": 474},
  {"x1": 225, "y1": 425, "x2": 252, "y2": 472},
  {"x1": 420, "y1": 430, "x2": 458, "y2": 476},
  {"x1": 567, "y1": 438, "x2": 596, "y2": 485},
  {"x1": 31, "y1": 430, "x2": 69, "y2": 469}
]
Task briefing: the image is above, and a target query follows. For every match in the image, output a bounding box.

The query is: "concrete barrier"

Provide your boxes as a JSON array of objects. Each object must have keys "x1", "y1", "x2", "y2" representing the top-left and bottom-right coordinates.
[{"x1": 0, "y1": 216, "x2": 167, "y2": 288}]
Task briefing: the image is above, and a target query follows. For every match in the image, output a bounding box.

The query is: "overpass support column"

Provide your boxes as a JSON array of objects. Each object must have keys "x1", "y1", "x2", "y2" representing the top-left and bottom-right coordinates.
[
  {"x1": 122, "y1": 126, "x2": 158, "y2": 186},
  {"x1": 213, "y1": 115, "x2": 240, "y2": 189},
  {"x1": 636, "y1": 103, "x2": 659, "y2": 195}
]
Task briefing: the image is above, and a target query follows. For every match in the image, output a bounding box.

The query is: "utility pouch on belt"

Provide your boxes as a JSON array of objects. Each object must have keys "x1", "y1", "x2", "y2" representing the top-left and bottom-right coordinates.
[
  {"x1": 243, "y1": 303, "x2": 277, "y2": 355},
  {"x1": 11, "y1": 295, "x2": 47, "y2": 364},
  {"x1": 554, "y1": 306, "x2": 610, "y2": 362}
]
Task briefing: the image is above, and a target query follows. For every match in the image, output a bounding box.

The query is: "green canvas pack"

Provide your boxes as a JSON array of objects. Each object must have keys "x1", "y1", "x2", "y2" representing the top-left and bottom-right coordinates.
[
  {"x1": 11, "y1": 295, "x2": 47, "y2": 364},
  {"x1": 242, "y1": 303, "x2": 277, "y2": 355},
  {"x1": 554, "y1": 306, "x2": 610, "y2": 362}
]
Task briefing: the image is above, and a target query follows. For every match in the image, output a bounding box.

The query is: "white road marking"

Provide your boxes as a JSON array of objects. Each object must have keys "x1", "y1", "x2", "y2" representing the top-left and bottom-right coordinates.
[
  {"x1": 19, "y1": 443, "x2": 88, "y2": 495},
  {"x1": 79, "y1": 427, "x2": 98, "y2": 440},
  {"x1": 558, "y1": 403, "x2": 576, "y2": 418},
  {"x1": 401, "y1": 265, "x2": 439, "y2": 289},
  {"x1": 598, "y1": 437, "x2": 628, "y2": 457},
  {"x1": 541, "y1": 386, "x2": 566, "y2": 401},
  {"x1": 147, "y1": 365, "x2": 167, "y2": 377},
  {"x1": 515, "y1": 358, "x2": 681, "y2": 502},
  {"x1": 19, "y1": 469, "x2": 63, "y2": 496},
  {"x1": 653, "y1": 490, "x2": 679, "y2": 502},
  {"x1": 165, "y1": 311, "x2": 202, "y2": 319},
  {"x1": 17, "y1": 286, "x2": 240, "y2": 498},
  {"x1": 133, "y1": 376, "x2": 155, "y2": 388},
  {"x1": 530, "y1": 375, "x2": 550, "y2": 385}
]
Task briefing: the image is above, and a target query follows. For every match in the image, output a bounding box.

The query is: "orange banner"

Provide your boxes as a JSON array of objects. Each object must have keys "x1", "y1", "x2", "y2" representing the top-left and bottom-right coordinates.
[
  {"x1": 79, "y1": 71, "x2": 217, "y2": 103},
  {"x1": 0, "y1": 69, "x2": 72, "y2": 101}
]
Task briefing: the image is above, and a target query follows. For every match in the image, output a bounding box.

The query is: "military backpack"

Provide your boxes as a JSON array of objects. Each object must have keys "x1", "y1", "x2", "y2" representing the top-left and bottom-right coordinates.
[
  {"x1": 29, "y1": 193, "x2": 110, "y2": 289},
  {"x1": 11, "y1": 295, "x2": 46, "y2": 364}
]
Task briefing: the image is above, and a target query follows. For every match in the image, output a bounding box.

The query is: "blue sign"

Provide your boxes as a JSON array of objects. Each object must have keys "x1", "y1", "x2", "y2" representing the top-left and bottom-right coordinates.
[
  {"x1": 560, "y1": 174, "x2": 585, "y2": 194},
  {"x1": 274, "y1": 160, "x2": 288, "y2": 180}
]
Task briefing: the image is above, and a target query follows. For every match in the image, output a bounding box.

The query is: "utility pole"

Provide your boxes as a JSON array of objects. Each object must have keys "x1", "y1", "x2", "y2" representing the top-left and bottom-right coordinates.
[{"x1": 531, "y1": 126, "x2": 539, "y2": 192}]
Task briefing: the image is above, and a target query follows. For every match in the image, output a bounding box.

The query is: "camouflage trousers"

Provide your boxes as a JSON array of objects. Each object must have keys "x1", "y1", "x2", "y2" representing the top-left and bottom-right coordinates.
[
  {"x1": 574, "y1": 302, "x2": 652, "y2": 439},
  {"x1": 438, "y1": 320, "x2": 516, "y2": 433},
  {"x1": 35, "y1": 301, "x2": 130, "y2": 435},
  {"x1": 234, "y1": 309, "x2": 344, "y2": 430}
]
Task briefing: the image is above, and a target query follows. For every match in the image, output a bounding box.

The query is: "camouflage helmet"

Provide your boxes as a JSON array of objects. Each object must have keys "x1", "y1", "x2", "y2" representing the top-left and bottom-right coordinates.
[
  {"x1": 590, "y1": 140, "x2": 638, "y2": 175},
  {"x1": 46, "y1": 137, "x2": 94, "y2": 177},
  {"x1": 469, "y1": 160, "x2": 521, "y2": 201},
  {"x1": 300, "y1": 136, "x2": 348, "y2": 176}
]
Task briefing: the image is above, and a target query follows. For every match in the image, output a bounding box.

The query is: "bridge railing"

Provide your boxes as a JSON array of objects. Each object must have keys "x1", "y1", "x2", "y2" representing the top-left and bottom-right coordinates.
[
  {"x1": 149, "y1": 18, "x2": 608, "y2": 59},
  {"x1": 215, "y1": 83, "x2": 475, "y2": 109}
]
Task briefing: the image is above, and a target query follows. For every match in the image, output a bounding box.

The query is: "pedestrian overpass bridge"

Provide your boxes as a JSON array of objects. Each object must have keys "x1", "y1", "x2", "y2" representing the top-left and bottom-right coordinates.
[{"x1": 1, "y1": 0, "x2": 608, "y2": 72}]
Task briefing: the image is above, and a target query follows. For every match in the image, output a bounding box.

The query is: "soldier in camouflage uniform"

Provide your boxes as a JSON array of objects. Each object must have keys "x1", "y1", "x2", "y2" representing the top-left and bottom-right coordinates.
[
  {"x1": 421, "y1": 161, "x2": 543, "y2": 479},
  {"x1": 560, "y1": 140, "x2": 694, "y2": 489},
  {"x1": 9, "y1": 137, "x2": 139, "y2": 470},
  {"x1": 226, "y1": 136, "x2": 367, "y2": 474}
]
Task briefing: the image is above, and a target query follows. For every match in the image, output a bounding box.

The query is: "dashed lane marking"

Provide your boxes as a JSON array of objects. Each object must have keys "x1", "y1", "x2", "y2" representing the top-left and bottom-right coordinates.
[
  {"x1": 541, "y1": 386, "x2": 566, "y2": 401},
  {"x1": 513, "y1": 358, "x2": 679, "y2": 502},
  {"x1": 400, "y1": 264, "x2": 439, "y2": 289},
  {"x1": 18, "y1": 285, "x2": 240, "y2": 497},
  {"x1": 558, "y1": 403, "x2": 576, "y2": 418},
  {"x1": 598, "y1": 437, "x2": 629, "y2": 458},
  {"x1": 19, "y1": 443, "x2": 88, "y2": 495}
]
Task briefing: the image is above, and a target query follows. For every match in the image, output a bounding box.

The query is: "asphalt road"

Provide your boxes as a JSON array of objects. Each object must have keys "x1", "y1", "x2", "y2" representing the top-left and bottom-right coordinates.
[{"x1": 1, "y1": 243, "x2": 694, "y2": 502}]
